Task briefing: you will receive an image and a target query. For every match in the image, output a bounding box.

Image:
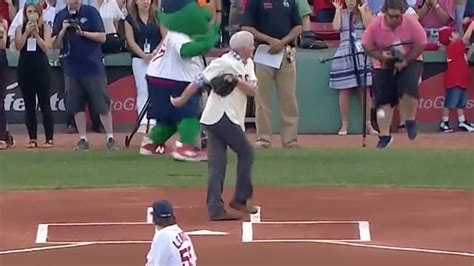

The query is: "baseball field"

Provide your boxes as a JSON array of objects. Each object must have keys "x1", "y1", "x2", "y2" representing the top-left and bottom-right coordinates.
[{"x1": 0, "y1": 131, "x2": 473, "y2": 266}]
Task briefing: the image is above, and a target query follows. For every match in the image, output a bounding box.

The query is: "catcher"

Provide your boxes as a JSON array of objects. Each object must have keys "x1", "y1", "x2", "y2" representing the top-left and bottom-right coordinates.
[{"x1": 171, "y1": 30, "x2": 259, "y2": 221}]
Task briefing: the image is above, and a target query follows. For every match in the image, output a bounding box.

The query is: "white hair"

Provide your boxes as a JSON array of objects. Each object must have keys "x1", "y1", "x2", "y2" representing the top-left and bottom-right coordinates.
[{"x1": 229, "y1": 31, "x2": 254, "y2": 50}]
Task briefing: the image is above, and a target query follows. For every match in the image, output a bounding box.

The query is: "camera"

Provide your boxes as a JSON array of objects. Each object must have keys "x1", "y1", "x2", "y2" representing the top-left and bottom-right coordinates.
[
  {"x1": 386, "y1": 48, "x2": 405, "y2": 68},
  {"x1": 66, "y1": 10, "x2": 80, "y2": 34}
]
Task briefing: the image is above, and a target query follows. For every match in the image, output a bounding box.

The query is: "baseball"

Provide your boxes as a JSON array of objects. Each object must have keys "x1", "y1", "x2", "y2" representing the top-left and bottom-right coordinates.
[{"x1": 376, "y1": 109, "x2": 385, "y2": 119}]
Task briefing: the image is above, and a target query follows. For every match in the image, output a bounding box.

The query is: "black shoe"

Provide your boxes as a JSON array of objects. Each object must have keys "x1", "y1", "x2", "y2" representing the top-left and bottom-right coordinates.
[
  {"x1": 74, "y1": 139, "x2": 90, "y2": 151},
  {"x1": 5, "y1": 131, "x2": 15, "y2": 147},
  {"x1": 376, "y1": 135, "x2": 393, "y2": 148},
  {"x1": 405, "y1": 120, "x2": 417, "y2": 140},
  {"x1": 106, "y1": 138, "x2": 119, "y2": 151},
  {"x1": 439, "y1": 121, "x2": 454, "y2": 133},
  {"x1": 458, "y1": 121, "x2": 474, "y2": 132}
]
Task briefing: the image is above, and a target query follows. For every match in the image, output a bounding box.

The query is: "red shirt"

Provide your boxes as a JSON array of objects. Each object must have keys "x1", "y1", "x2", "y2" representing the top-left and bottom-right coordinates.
[
  {"x1": 313, "y1": 0, "x2": 333, "y2": 11},
  {"x1": 0, "y1": 2, "x2": 10, "y2": 25},
  {"x1": 444, "y1": 39, "x2": 468, "y2": 90}
]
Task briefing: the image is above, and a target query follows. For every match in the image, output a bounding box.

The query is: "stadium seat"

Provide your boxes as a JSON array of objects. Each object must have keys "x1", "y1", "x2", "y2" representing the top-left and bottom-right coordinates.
[
  {"x1": 206, "y1": 47, "x2": 230, "y2": 58},
  {"x1": 310, "y1": 22, "x2": 340, "y2": 41}
]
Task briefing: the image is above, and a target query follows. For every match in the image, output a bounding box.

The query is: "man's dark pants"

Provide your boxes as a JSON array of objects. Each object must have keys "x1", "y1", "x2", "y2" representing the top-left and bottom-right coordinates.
[
  {"x1": 204, "y1": 114, "x2": 254, "y2": 218},
  {"x1": 373, "y1": 60, "x2": 423, "y2": 107}
]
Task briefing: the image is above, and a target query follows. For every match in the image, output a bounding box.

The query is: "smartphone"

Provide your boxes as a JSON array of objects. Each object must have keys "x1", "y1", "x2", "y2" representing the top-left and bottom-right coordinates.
[{"x1": 27, "y1": 13, "x2": 39, "y2": 22}]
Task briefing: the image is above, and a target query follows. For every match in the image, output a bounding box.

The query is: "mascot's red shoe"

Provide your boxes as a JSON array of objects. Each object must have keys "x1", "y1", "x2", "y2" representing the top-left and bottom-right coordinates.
[
  {"x1": 172, "y1": 144, "x2": 207, "y2": 162},
  {"x1": 140, "y1": 138, "x2": 174, "y2": 155}
]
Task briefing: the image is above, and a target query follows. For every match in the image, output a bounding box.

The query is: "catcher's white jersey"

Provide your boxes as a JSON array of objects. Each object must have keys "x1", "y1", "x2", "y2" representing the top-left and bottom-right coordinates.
[
  {"x1": 146, "y1": 31, "x2": 205, "y2": 82},
  {"x1": 200, "y1": 52, "x2": 257, "y2": 131},
  {"x1": 145, "y1": 225, "x2": 197, "y2": 266}
]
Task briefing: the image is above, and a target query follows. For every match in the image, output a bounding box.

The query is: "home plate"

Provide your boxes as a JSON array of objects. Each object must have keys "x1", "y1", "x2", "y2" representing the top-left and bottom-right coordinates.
[{"x1": 187, "y1": 230, "x2": 228, "y2": 236}]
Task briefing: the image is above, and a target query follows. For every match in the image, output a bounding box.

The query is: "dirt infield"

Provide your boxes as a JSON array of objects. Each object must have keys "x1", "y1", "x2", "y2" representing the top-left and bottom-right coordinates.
[
  {"x1": 1, "y1": 130, "x2": 473, "y2": 265},
  {"x1": 0, "y1": 187, "x2": 473, "y2": 266},
  {"x1": 4, "y1": 130, "x2": 474, "y2": 151}
]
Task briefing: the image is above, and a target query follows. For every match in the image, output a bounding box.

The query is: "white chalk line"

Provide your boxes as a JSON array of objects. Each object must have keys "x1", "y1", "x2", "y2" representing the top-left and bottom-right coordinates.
[
  {"x1": 42, "y1": 222, "x2": 151, "y2": 226},
  {"x1": 244, "y1": 208, "x2": 473, "y2": 258},
  {"x1": 358, "y1": 221, "x2": 371, "y2": 241},
  {"x1": 0, "y1": 243, "x2": 94, "y2": 255},
  {"x1": 250, "y1": 206, "x2": 261, "y2": 223},
  {"x1": 21, "y1": 205, "x2": 471, "y2": 258},
  {"x1": 44, "y1": 241, "x2": 151, "y2": 245},
  {"x1": 242, "y1": 222, "x2": 253, "y2": 242},
  {"x1": 319, "y1": 240, "x2": 474, "y2": 258},
  {"x1": 252, "y1": 220, "x2": 367, "y2": 225},
  {"x1": 36, "y1": 224, "x2": 49, "y2": 243}
]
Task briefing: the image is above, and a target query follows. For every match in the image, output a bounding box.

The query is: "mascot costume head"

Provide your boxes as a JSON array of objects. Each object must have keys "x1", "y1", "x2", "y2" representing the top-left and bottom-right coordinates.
[
  {"x1": 158, "y1": 0, "x2": 220, "y2": 58},
  {"x1": 140, "y1": 0, "x2": 219, "y2": 161}
]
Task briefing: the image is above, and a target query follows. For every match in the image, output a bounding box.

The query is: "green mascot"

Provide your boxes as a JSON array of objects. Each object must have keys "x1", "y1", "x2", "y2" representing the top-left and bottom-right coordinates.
[{"x1": 139, "y1": 0, "x2": 219, "y2": 161}]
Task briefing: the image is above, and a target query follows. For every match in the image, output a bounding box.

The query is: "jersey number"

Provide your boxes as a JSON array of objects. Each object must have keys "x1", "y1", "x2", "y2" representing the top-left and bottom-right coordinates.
[{"x1": 179, "y1": 246, "x2": 194, "y2": 266}]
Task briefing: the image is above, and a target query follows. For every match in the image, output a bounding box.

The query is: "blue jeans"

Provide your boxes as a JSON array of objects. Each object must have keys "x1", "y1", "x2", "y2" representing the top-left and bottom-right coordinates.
[{"x1": 444, "y1": 87, "x2": 468, "y2": 109}]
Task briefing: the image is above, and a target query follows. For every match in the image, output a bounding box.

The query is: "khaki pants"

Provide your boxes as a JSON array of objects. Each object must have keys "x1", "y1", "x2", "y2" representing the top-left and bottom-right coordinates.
[{"x1": 255, "y1": 48, "x2": 299, "y2": 146}]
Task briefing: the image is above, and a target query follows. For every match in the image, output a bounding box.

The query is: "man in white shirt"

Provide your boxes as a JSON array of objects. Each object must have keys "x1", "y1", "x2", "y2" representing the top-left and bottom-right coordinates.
[
  {"x1": 146, "y1": 200, "x2": 197, "y2": 266},
  {"x1": 8, "y1": 0, "x2": 56, "y2": 47},
  {"x1": 171, "y1": 31, "x2": 259, "y2": 221}
]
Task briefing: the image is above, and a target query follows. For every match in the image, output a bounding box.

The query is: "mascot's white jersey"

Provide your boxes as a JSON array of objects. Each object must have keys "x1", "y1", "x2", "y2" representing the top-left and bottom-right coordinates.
[
  {"x1": 146, "y1": 31, "x2": 205, "y2": 82},
  {"x1": 145, "y1": 225, "x2": 197, "y2": 266}
]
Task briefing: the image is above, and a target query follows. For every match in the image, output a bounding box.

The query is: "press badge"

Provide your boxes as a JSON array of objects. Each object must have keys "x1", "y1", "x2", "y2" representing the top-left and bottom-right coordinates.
[
  {"x1": 27, "y1": 38, "x2": 37, "y2": 52},
  {"x1": 144, "y1": 39, "x2": 151, "y2": 54},
  {"x1": 355, "y1": 40, "x2": 363, "y2": 53}
]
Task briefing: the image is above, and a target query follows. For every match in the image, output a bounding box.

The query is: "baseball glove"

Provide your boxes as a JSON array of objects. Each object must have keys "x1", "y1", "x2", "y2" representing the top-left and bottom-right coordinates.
[{"x1": 205, "y1": 73, "x2": 239, "y2": 97}]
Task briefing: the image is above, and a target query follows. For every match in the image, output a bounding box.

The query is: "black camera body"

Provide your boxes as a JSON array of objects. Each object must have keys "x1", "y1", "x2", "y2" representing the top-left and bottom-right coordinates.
[
  {"x1": 386, "y1": 48, "x2": 405, "y2": 68},
  {"x1": 66, "y1": 10, "x2": 80, "y2": 34}
]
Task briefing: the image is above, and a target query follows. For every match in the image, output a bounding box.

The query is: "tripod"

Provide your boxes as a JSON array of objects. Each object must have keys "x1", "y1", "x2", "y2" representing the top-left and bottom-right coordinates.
[
  {"x1": 320, "y1": 49, "x2": 371, "y2": 147},
  {"x1": 125, "y1": 55, "x2": 210, "y2": 149}
]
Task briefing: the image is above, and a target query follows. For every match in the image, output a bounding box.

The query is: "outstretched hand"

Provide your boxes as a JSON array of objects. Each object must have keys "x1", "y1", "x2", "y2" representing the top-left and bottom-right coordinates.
[
  {"x1": 332, "y1": 0, "x2": 343, "y2": 10},
  {"x1": 358, "y1": 2, "x2": 369, "y2": 12}
]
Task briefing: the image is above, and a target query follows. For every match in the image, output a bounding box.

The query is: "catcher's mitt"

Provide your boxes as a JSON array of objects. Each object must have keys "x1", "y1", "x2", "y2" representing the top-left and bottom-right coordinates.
[{"x1": 204, "y1": 73, "x2": 238, "y2": 97}]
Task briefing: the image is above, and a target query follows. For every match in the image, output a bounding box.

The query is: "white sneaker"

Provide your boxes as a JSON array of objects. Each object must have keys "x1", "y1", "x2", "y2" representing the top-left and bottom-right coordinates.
[
  {"x1": 439, "y1": 121, "x2": 454, "y2": 133},
  {"x1": 458, "y1": 121, "x2": 474, "y2": 132}
]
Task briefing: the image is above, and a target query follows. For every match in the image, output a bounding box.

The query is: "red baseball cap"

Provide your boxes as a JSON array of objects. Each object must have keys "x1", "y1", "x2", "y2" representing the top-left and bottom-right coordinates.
[{"x1": 438, "y1": 26, "x2": 454, "y2": 46}]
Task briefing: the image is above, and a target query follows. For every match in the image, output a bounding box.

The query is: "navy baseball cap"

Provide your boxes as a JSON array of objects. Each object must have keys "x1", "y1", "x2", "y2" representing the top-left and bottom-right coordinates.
[
  {"x1": 152, "y1": 200, "x2": 174, "y2": 218},
  {"x1": 160, "y1": 0, "x2": 194, "y2": 14}
]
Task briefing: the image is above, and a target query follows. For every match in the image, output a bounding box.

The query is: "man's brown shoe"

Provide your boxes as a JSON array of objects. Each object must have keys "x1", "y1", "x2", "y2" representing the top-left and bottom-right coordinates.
[
  {"x1": 210, "y1": 211, "x2": 242, "y2": 221},
  {"x1": 229, "y1": 201, "x2": 258, "y2": 214}
]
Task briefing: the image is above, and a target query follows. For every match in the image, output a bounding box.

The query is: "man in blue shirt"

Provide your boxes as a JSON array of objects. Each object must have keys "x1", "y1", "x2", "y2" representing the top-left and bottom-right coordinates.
[{"x1": 52, "y1": 0, "x2": 118, "y2": 151}]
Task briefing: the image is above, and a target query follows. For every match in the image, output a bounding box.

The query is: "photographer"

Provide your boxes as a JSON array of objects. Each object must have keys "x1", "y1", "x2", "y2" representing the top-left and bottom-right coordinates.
[
  {"x1": 362, "y1": 0, "x2": 427, "y2": 148},
  {"x1": 52, "y1": 0, "x2": 118, "y2": 151},
  {"x1": 15, "y1": 3, "x2": 54, "y2": 148}
]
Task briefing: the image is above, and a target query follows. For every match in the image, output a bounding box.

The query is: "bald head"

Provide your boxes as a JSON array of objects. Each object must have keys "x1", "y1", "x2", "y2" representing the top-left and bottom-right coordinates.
[{"x1": 229, "y1": 31, "x2": 255, "y2": 60}]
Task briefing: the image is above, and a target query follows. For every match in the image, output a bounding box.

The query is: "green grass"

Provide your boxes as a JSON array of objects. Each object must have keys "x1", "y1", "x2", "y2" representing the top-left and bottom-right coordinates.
[{"x1": 0, "y1": 149, "x2": 473, "y2": 190}]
